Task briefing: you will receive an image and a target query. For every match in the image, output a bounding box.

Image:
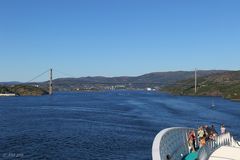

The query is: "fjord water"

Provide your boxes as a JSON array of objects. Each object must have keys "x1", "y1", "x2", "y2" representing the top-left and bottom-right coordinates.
[{"x1": 0, "y1": 91, "x2": 239, "y2": 160}]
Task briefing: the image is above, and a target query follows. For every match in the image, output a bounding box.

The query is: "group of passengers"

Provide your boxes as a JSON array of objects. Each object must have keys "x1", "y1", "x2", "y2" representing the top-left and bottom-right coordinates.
[{"x1": 187, "y1": 124, "x2": 226, "y2": 152}]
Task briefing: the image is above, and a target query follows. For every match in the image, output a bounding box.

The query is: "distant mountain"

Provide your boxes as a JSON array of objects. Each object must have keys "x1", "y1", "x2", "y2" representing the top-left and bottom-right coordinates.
[
  {"x1": 163, "y1": 70, "x2": 240, "y2": 100},
  {"x1": 38, "y1": 70, "x2": 227, "y2": 91},
  {"x1": 2, "y1": 70, "x2": 239, "y2": 98},
  {"x1": 133, "y1": 70, "x2": 227, "y2": 84},
  {"x1": 0, "y1": 81, "x2": 22, "y2": 85}
]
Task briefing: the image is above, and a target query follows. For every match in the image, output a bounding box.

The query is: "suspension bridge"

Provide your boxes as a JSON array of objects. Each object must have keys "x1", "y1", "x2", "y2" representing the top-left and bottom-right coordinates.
[
  {"x1": 22, "y1": 68, "x2": 199, "y2": 95},
  {"x1": 21, "y1": 69, "x2": 53, "y2": 95},
  {"x1": 23, "y1": 68, "x2": 77, "y2": 95}
]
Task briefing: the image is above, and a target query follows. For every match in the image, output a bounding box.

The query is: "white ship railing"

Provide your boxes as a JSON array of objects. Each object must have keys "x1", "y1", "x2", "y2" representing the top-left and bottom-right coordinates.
[
  {"x1": 232, "y1": 138, "x2": 240, "y2": 148},
  {"x1": 152, "y1": 127, "x2": 196, "y2": 160},
  {"x1": 197, "y1": 132, "x2": 239, "y2": 160}
]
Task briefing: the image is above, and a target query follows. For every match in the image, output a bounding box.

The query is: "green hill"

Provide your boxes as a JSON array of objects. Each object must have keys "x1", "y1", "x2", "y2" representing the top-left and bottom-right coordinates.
[
  {"x1": 0, "y1": 85, "x2": 48, "y2": 96},
  {"x1": 163, "y1": 71, "x2": 240, "y2": 100}
]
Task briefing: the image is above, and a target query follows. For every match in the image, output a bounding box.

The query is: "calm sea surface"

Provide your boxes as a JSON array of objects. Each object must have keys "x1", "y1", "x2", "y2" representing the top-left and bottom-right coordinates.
[{"x1": 0, "y1": 91, "x2": 239, "y2": 160}]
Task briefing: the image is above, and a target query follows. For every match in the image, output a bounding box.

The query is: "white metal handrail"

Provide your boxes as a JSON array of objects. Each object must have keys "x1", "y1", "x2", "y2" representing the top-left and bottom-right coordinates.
[
  {"x1": 197, "y1": 132, "x2": 233, "y2": 160},
  {"x1": 231, "y1": 138, "x2": 240, "y2": 148}
]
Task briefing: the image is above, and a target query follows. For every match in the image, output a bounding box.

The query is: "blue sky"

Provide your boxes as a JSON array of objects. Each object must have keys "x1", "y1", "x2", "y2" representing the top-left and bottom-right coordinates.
[{"x1": 0, "y1": 0, "x2": 240, "y2": 81}]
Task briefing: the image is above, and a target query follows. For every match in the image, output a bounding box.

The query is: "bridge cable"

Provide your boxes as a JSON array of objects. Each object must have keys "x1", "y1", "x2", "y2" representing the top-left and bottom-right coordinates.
[{"x1": 24, "y1": 69, "x2": 50, "y2": 84}]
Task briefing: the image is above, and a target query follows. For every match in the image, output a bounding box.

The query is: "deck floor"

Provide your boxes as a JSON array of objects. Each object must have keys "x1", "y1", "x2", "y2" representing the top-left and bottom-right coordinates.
[{"x1": 209, "y1": 146, "x2": 240, "y2": 160}]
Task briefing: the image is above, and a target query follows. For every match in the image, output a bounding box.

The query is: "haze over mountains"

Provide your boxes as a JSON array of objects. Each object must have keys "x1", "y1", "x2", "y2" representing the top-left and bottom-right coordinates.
[{"x1": 0, "y1": 81, "x2": 22, "y2": 85}]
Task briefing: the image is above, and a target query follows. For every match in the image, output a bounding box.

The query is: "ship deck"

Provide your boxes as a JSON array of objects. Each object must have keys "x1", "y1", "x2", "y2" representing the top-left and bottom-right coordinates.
[
  {"x1": 209, "y1": 146, "x2": 240, "y2": 160},
  {"x1": 184, "y1": 146, "x2": 240, "y2": 160}
]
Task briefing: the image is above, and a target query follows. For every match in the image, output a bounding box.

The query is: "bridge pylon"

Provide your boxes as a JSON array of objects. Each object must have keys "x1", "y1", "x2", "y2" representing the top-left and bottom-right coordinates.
[{"x1": 49, "y1": 68, "x2": 53, "y2": 95}]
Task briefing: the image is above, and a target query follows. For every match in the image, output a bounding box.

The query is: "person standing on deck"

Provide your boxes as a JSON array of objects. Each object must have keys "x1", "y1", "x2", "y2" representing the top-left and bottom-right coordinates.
[
  {"x1": 198, "y1": 126, "x2": 206, "y2": 147},
  {"x1": 188, "y1": 130, "x2": 196, "y2": 152},
  {"x1": 211, "y1": 125, "x2": 218, "y2": 135},
  {"x1": 221, "y1": 124, "x2": 226, "y2": 134}
]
